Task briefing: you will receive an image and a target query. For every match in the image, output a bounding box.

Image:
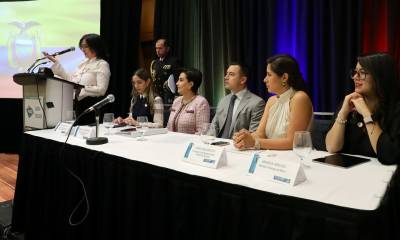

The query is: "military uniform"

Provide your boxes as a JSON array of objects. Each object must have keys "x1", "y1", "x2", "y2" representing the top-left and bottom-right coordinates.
[
  {"x1": 150, "y1": 55, "x2": 179, "y2": 104},
  {"x1": 131, "y1": 96, "x2": 153, "y2": 122}
]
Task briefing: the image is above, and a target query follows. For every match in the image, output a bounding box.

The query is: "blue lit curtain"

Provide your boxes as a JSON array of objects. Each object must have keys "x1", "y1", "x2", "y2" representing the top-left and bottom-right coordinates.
[
  {"x1": 272, "y1": 0, "x2": 362, "y2": 111},
  {"x1": 154, "y1": 0, "x2": 363, "y2": 111}
]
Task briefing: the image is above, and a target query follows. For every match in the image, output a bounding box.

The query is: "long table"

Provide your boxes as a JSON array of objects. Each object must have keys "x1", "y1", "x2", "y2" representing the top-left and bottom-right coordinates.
[{"x1": 11, "y1": 129, "x2": 400, "y2": 239}]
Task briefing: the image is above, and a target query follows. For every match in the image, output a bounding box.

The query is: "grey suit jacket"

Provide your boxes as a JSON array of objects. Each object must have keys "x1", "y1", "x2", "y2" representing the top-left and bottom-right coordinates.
[{"x1": 210, "y1": 89, "x2": 265, "y2": 139}]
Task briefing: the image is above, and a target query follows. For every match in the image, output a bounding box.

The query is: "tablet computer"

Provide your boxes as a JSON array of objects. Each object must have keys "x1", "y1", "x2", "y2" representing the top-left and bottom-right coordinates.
[{"x1": 312, "y1": 154, "x2": 370, "y2": 168}]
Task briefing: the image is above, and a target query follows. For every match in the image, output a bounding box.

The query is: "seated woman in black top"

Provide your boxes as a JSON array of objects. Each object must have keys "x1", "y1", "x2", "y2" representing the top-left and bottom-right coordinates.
[
  {"x1": 325, "y1": 53, "x2": 400, "y2": 165},
  {"x1": 115, "y1": 68, "x2": 163, "y2": 127}
]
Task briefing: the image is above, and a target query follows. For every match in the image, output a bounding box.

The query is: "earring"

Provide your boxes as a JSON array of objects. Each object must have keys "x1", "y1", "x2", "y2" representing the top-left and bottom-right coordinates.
[{"x1": 281, "y1": 81, "x2": 287, "y2": 87}]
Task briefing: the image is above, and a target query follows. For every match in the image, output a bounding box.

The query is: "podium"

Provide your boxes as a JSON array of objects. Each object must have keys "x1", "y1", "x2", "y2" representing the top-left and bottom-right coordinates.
[{"x1": 13, "y1": 73, "x2": 83, "y2": 130}]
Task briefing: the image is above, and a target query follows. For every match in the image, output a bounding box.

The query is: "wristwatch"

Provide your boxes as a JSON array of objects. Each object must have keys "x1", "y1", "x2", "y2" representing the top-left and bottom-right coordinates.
[
  {"x1": 363, "y1": 115, "x2": 374, "y2": 124},
  {"x1": 254, "y1": 136, "x2": 261, "y2": 150}
]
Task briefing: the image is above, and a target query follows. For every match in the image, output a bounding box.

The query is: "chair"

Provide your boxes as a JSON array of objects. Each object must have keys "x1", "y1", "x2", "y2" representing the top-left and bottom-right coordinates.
[
  {"x1": 311, "y1": 112, "x2": 334, "y2": 151},
  {"x1": 209, "y1": 106, "x2": 216, "y2": 122},
  {"x1": 163, "y1": 104, "x2": 172, "y2": 127}
]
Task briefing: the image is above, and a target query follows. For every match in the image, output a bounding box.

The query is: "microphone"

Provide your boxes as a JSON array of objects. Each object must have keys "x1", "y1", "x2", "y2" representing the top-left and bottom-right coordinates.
[
  {"x1": 84, "y1": 94, "x2": 115, "y2": 113},
  {"x1": 35, "y1": 47, "x2": 76, "y2": 63},
  {"x1": 51, "y1": 47, "x2": 76, "y2": 56}
]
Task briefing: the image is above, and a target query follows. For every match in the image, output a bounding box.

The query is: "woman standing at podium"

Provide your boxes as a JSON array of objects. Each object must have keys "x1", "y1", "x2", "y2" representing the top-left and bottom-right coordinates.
[{"x1": 43, "y1": 33, "x2": 111, "y2": 125}]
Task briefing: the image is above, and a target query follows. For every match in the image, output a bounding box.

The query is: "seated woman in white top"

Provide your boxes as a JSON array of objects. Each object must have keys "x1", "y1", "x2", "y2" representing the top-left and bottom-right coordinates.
[
  {"x1": 114, "y1": 68, "x2": 163, "y2": 128},
  {"x1": 233, "y1": 54, "x2": 313, "y2": 150},
  {"x1": 44, "y1": 33, "x2": 111, "y2": 125}
]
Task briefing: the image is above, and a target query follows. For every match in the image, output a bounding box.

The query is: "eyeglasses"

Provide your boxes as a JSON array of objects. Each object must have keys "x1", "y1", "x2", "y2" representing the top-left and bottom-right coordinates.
[
  {"x1": 80, "y1": 44, "x2": 89, "y2": 50},
  {"x1": 350, "y1": 69, "x2": 369, "y2": 80}
]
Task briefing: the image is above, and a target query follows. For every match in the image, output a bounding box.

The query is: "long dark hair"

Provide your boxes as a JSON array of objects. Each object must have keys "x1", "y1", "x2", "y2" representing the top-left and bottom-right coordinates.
[
  {"x1": 179, "y1": 67, "x2": 202, "y2": 94},
  {"x1": 131, "y1": 68, "x2": 158, "y2": 115},
  {"x1": 266, "y1": 54, "x2": 308, "y2": 92},
  {"x1": 358, "y1": 53, "x2": 400, "y2": 127},
  {"x1": 79, "y1": 33, "x2": 108, "y2": 60}
]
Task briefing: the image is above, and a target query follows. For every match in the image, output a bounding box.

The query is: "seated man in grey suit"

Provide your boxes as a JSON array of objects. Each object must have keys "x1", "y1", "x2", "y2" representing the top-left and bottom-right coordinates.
[{"x1": 210, "y1": 62, "x2": 265, "y2": 139}]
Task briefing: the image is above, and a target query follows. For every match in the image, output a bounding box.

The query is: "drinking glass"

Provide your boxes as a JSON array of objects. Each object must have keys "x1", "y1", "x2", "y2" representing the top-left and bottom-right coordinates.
[
  {"x1": 293, "y1": 131, "x2": 313, "y2": 165},
  {"x1": 200, "y1": 123, "x2": 216, "y2": 144},
  {"x1": 136, "y1": 116, "x2": 149, "y2": 141},
  {"x1": 103, "y1": 113, "x2": 115, "y2": 135}
]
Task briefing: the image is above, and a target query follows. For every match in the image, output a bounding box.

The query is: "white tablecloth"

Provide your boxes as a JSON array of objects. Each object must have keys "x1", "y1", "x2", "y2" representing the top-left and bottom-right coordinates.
[{"x1": 27, "y1": 127, "x2": 397, "y2": 211}]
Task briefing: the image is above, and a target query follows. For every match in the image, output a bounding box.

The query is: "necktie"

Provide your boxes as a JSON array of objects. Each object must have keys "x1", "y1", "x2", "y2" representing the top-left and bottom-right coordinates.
[{"x1": 220, "y1": 94, "x2": 237, "y2": 138}]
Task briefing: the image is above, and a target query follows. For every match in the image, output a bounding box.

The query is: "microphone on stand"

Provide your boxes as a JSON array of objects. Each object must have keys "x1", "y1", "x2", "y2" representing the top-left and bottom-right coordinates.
[
  {"x1": 75, "y1": 94, "x2": 115, "y2": 145},
  {"x1": 83, "y1": 94, "x2": 115, "y2": 114},
  {"x1": 30, "y1": 61, "x2": 51, "y2": 73}
]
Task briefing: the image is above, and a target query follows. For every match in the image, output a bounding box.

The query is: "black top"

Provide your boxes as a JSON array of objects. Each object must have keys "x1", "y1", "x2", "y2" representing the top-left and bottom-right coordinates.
[
  {"x1": 376, "y1": 103, "x2": 400, "y2": 165},
  {"x1": 150, "y1": 55, "x2": 179, "y2": 104},
  {"x1": 340, "y1": 111, "x2": 377, "y2": 157},
  {"x1": 332, "y1": 103, "x2": 400, "y2": 165},
  {"x1": 131, "y1": 96, "x2": 153, "y2": 122}
]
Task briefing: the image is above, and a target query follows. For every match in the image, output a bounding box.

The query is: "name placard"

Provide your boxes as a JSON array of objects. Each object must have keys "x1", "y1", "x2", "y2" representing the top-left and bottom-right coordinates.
[
  {"x1": 73, "y1": 125, "x2": 96, "y2": 139},
  {"x1": 248, "y1": 152, "x2": 306, "y2": 186},
  {"x1": 182, "y1": 142, "x2": 227, "y2": 169},
  {"x1": 54, "y1": 122, "x2": 73, "y2": 135}
]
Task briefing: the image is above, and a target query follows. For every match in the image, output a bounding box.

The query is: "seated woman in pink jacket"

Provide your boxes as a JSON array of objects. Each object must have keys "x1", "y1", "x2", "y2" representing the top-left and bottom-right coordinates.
[{"x1": 167, "y1": 68, "x2": 210, "y2": 134}]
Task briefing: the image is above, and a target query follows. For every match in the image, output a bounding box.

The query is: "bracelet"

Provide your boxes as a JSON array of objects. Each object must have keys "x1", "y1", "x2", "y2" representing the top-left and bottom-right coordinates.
[{"x1": 335, "y1": 116, "x2": 347, "y2": 124}]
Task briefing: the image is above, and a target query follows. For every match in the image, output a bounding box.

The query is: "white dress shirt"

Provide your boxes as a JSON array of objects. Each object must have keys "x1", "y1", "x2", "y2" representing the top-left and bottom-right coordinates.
[
  {"x1": 51, "y1": 57, "x2": 111, "y2": 101},
  {"x1": 230, "y1": 88, "x2": 247, "y2": 122}
]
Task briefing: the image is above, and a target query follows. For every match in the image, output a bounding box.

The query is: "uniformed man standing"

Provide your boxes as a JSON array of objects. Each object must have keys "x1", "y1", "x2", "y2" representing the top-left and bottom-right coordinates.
[{"x1": 150, "y1": 39, "x2": 179, "y2": 104}]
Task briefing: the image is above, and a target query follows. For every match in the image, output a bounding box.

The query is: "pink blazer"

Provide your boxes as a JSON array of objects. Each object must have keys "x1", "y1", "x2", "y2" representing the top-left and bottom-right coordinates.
[{"x1": 167, "y1": 95, "x2": 210, "y2": 134}]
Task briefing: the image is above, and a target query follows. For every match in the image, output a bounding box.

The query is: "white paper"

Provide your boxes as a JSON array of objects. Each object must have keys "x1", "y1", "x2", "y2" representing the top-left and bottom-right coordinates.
[
  {"x1": 167, "y1": 74, "x2": 176, "y2": 93},
  {"x1": 54, "y1": 122, "x2": 73, "y2": 135},
  {"x1": 183, "y1": 142, "x2": 227, "y2": 169},
  {"x1": 248, "y1": 152, "x2": 307, "y2": 186}
]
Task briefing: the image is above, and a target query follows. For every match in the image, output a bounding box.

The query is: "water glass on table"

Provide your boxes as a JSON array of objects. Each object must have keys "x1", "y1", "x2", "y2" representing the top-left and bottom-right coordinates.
[
  {"x1": 200, "y1": 123, "x2": 216, "y2": 144},
  {"x1": 136, "y1": 116, "x2": 149, "y2": 141},
  {"x1": 293, "y1": 131, "x2": 313, "y2": 167},
  {"x1": 103, "y1": 113, "x2": 115, "y2": 135}
]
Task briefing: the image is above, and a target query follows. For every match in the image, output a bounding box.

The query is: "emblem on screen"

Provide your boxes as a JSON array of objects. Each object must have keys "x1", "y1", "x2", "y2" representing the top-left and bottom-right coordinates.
[{"x1": 8, "y1": 21, "x2": 41, "y2": 71}]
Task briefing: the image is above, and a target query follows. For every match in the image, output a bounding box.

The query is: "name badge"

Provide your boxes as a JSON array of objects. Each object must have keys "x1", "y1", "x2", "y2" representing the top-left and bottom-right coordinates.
[
  {"x1": 248, "y1": 152, "x2": 306, "y2": 186},
  {"x1": 54, "y1": 122, "x2": 73, "y2": 135},
  {"x1": 73, "y1": 125, "x2": 96, "y2": 139},
  {"x1": 182, "y1": 142, "x2": 227, "y2": 169}
]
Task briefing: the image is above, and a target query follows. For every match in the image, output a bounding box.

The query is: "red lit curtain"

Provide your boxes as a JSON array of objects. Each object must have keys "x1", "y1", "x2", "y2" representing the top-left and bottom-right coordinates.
[{"x1": 362, "y1": 0, "x2": 400, "y2": 70}]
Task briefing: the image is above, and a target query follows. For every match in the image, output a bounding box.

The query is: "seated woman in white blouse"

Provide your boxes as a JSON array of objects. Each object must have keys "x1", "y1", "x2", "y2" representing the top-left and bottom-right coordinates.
[
  {"x1": 233, "y1": 54, "x2": 313, "y2": 150},
  {"x1": 114, "y1": 68, "x2": 163, "y2": 128},
  {"x1": 44, "y1": 33, "x2": 111, "y2": 125}
]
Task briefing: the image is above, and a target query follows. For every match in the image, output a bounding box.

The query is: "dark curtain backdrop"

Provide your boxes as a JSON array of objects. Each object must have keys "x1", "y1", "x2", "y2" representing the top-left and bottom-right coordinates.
[
  {"x1": 154, "y1": 0, "x2": 364, "y2": 111},
  {"x1": 100, "y1": 0, "x2": 142, "y2": 117}
]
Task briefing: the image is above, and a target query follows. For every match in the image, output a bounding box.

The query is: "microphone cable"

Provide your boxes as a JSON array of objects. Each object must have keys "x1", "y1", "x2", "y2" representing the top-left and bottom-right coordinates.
[
  {"x1": 59, "y1": 112, "x2": 90, "y2": 226},
  {"x1": 34, "y1": 73, "x2": 48, "y2": 129}
]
